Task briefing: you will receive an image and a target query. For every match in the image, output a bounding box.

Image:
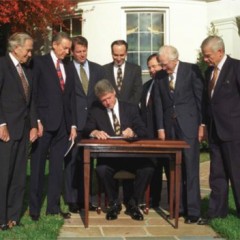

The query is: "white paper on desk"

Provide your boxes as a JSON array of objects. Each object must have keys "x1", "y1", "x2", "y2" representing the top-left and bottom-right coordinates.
[
  {"x1": 108, "y1": 136, "x2": 125, "y2": 139},
  {"x1": 64, "y1": 139, "x2": 75, "y2": 157}
]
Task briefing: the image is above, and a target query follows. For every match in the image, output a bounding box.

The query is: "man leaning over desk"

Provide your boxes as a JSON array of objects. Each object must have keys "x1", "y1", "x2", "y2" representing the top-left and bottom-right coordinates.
[{"x1": 83, "y1": 79, "x2": 154, "y2": 221}]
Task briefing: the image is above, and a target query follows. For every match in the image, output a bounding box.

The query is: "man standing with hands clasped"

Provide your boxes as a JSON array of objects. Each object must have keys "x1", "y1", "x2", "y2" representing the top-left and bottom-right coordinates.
[
  {"x1": 200, "y1": 36, "x2": 240, "y2": 224},
  {"x1": 0, "y1": 32, "x2": 38, "y2": 230}
]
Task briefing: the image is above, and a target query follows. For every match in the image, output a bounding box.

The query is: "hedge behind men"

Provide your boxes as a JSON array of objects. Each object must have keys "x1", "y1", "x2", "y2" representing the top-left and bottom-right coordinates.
[
  {"x1": 0, "y1": 32, "x2": 38, "y2": 230},
  {"x1": 29, "y1": 32, "x2": 77, "y2": 221},
  {"x1": 154, "y1": 45, "x2": 204, "y2": 224},
  {"x1": 201, "y1": 36, "x2": 240, "y2": 221}
]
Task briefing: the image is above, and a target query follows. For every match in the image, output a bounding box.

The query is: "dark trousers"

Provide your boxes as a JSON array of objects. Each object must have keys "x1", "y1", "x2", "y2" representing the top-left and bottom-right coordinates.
[
  {"x1": 96, "y1": 158, "x2": 154, "y2": 206},
  {"x1": 0, "y1": 129, "x2": 28, "y2": 224},
  {"x1": 208, "y1": 121, "x2": 240, "y2": 218},
  {"x1": 167, "y1": 118, "x2": 201, "y2": 217},
  {"x1": 29, "y1": 120, "x2": 68, "y2": 215},
  {"x1": 150, "y1": 157, "x2": 170, "y2": 206}
]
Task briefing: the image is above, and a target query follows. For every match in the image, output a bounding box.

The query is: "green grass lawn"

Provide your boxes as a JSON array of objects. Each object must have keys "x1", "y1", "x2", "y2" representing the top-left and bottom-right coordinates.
[{"x1": 0, "y1": 160, "x2": 67, "y2": 240}]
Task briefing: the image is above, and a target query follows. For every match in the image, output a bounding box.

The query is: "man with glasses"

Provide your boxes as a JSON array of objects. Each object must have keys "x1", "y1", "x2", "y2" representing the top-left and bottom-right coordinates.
[{"x1": 154, "y1": 45, "x2": 205, "y2": 224}]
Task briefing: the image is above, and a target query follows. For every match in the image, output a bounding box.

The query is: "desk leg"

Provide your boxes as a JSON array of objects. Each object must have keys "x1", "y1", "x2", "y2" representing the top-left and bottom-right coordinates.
[
  {"x1": 174, "y1": 150, "x2": 182, "y2": 229},
  {"x1": 169, "y1": 156, "x2": 175, "y2": 219},
  {"x1": 84, "y1": 148, "x2": 90, "y2": 228}
]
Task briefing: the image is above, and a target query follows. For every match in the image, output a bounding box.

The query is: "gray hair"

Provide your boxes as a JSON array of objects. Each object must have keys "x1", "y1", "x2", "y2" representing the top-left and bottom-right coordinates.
[
  {"x1": 158, "y1": 45, "x2": 179, "y2": 61},
  {"x1": 52, "y1": 31, "x2": 71, "y2": 44},
  {"x1": 94, "y1": 79, "x2": 115, "y2": 98},
  {"x1": 7, "y1": 32, "x2": 33, "y2": 52},
  {"x1": 201, "y1": 35, "x2": 225, "y2": 53}
]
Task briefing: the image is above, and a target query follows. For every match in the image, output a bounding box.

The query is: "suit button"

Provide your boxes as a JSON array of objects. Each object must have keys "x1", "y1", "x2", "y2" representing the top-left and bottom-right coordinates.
[{"x1": 85, "y1": 107, "x2": 88, "y2": 110}]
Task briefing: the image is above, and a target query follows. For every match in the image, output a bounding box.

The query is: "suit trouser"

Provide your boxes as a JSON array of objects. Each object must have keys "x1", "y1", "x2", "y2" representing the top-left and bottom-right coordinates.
[
  {"x1": 208, "y1": 122, "x2": 240, "y2": 218},
  {"x1": 29, "y1": 120, "x2": 67, "y2": 215},
  {"x1": 96, "y1": 158, "x2": 154, "y2": 205},
  {"x1": 168, "y1": 118, "x2": 201, "y2": 217},
  {"x1": 0, "y1": 130, "x2": 28, "y2": 224}
]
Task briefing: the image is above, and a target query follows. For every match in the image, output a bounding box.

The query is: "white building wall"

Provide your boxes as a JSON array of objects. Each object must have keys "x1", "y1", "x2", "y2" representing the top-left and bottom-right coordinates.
[{"x1": 77, "y1": 0, "x2": 240, "y2": 65}]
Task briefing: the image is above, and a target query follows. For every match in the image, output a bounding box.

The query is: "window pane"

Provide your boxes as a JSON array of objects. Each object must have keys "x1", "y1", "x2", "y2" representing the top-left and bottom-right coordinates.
[
  {"x1": 152, "y1": 33, "x2": 164, "y2": 51},
  {"x1": 72, "y1": 18, "x2": 82, "y2": 36},
  {"x1": 127, "y1": 14, "x2": 138, "y2": 33},
  {"x1": 152, "y1": 13, "x2": 164, "y2": 32},
  {"x1": 127, "y1": 33, "x2": 138, "y2": 51},
  {"x1": 140, "y1": 33, "x2": 151, "y2": 51},
  {"x1": 140, "y1": 52, "x2": 151, "y2": 71},
  {"x1": 140, "y1": 13, "x2": 151, "y2": 32},
  {"x1": 127, "y1": 52, "x2": 138, "y2": 65},
  {"x1": 62, "y1": 19, "x2": 70, "y2": 34}
]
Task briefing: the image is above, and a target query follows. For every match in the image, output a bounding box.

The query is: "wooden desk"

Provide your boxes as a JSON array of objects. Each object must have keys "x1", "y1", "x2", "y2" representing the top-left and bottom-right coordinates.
[{"x1": 78, "y1": 139, "x2": 189, "y2": 228}]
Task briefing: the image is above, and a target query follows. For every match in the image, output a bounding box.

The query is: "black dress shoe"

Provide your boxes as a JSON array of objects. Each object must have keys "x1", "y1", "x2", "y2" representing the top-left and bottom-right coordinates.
[
  {"x1": 106, "y1": 204, "x2": 119, "y2": 220},
  {"x1": 0, "y1": 224, "x2": 8, "y2": 231},
  {"x1": 184, "y1": 215, "x2": 200, "y2": 224},
  {"x1": 197, "y1": 218, "x2": 210, "y2": 225},
  {"x1": 68, "y1": 203, "x2": 80, "y2": 213},
  {"x1": 125, "y1": 205, "x2": 144, "y2": 221},
  {"x1": 30, "y1": 214, "x2": 40, "y2": 221}
]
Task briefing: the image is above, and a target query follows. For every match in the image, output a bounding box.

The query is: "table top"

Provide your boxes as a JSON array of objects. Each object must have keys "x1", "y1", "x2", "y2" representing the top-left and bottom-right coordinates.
[{"x1": 78, "y1": 138, "x2": 189, "y2": 149}]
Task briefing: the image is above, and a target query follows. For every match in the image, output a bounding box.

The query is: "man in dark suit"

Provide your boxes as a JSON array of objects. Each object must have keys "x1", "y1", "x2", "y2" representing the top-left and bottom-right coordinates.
[
  {"x1": 84, "y1": 79, "x2": 154, "y2": 221},
  {"x1": 103, "y1": 39, "x2": 143, "y2": 204},
  {"x1": 29, "y1": 32, "x2": 77, "y2": 221},
  {"x1": 103, "y1": 39, "x2": 142, "y2": 105},
  {"x1": 0, "y1": 32, "x2": 38, "y2": 230},
  {"x1": 64, "y1": 36, "x2": 105, "y2": 213},
  {"x1": 200, "y1": 36, "x2": 240, "y2": 222},
  {"x1": 139, "y1": 53, "x2": 169, "y2": 208},
  {"x1": 155, "y1": 45, "x2": 205, "y2": 224}
]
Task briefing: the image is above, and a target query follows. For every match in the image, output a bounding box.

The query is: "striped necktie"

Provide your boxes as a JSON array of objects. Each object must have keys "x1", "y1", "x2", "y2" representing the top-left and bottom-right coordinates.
[
  {"x1": 16, "y1": 63, "x2": 29, "y2": 100},
  {"x1": 80, "y1": 64, "x2": 89, "y2": 95},
  {"x1": 56, "y1": 59, "x2": 64, "y2": 91}
]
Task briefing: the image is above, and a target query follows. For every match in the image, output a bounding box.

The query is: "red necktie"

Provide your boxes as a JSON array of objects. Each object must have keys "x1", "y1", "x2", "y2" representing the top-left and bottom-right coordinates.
[
  {"x1": 16, "y1": 63, "x2": 29, "y2": 100},
  {"x1": 56, "y1": 59, "x2": 64, "y2": 91}
]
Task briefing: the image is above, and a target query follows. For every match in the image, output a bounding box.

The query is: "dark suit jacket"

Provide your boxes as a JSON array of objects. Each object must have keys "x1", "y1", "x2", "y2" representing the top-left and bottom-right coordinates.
[
  {"x1": 84, "y1": 100, "x2": 148, "y2": 138},
  {"x1": 0, "y1": 55, "x2": 37, "y2": 140},
  {"x1": 205, "y1": 56, "x2": 240, "y2": 141},
  {"x1": 155, "y1": 63, "x2": 204, "y2": 138},
  {"x1": 32, "y1": 54, "x2": 76, "y2": 132},
  {"x1": 139, "y1": 79, "x2": 157, "y2": 138},
  {"x1": 103, "y1": 61, "x2": 142, "y2": 104},
  {"x1": 67, "y1": 60, "x2": 105, "y2": 131}
]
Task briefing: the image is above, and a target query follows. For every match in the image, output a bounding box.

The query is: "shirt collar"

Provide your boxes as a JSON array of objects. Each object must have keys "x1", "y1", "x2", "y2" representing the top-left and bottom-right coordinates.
[
  {"x1": 9, "y1": 52, "x2": 20, "y2": 67},
  {"x1": 216, "y1": 54, "x2": 227, "y2": 71}
]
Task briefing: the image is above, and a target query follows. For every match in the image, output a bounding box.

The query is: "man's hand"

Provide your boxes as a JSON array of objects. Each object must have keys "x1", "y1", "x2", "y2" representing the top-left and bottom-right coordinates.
[
  {"x1": 29, "y1": 128, "x2": 38, "y2": 143},
  {"x1": 157, "y1": 130, "x2": 165, "y2": 140},
  {"x1": 69, "y1": 127, "x2": 77, "y2": 141},
  {"x1": 0, "y1": 125, "x2": 10, "y2": 142},
  {"x1": 122, "y1": 128, "x2": 135, "y2": 138},
  {"x1": 198, "y1": 125, "x2": 205, "y2": 142},
  {"x1": 90, "y1": 130, "x2": 109, "y2": 140},
  {"x1": 37, "y1": 121, "x2": 44, "y2": 137}
]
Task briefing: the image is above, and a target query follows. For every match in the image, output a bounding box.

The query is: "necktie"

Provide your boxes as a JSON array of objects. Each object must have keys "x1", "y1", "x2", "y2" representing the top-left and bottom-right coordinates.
[
  {"x1": 111, "y1": 109, "x2": 121, "y2": 136},
  {"x1": 169, "y1": 74, "x2": 174, "y2": 91},
  {"x1": 116, "y1": 66, "x2": 123, "y2": 91},
  {"x1": 80, "y1": 64, "x2": 89, "y2": 95},
  {"x1": 56, "y1": 60, "x2": 64, "y2": 91},
  {"x1": 16, "y1": 63, "x2": 29, "y2": 100},
  {"x1": 208, "y1": 67, "x2": 218, "y2": 98}
]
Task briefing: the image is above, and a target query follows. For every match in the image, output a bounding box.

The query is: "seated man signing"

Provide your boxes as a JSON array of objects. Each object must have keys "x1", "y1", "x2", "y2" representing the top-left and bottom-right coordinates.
[{"x1": 84, "y1": 79, "x2": 154, "y2": 221}]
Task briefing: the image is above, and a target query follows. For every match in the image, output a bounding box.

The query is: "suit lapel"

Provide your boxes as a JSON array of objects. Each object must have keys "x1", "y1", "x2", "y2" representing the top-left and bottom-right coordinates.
[{"x1": 6, "y1": 55, "x2": 28, "y2": 102}]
